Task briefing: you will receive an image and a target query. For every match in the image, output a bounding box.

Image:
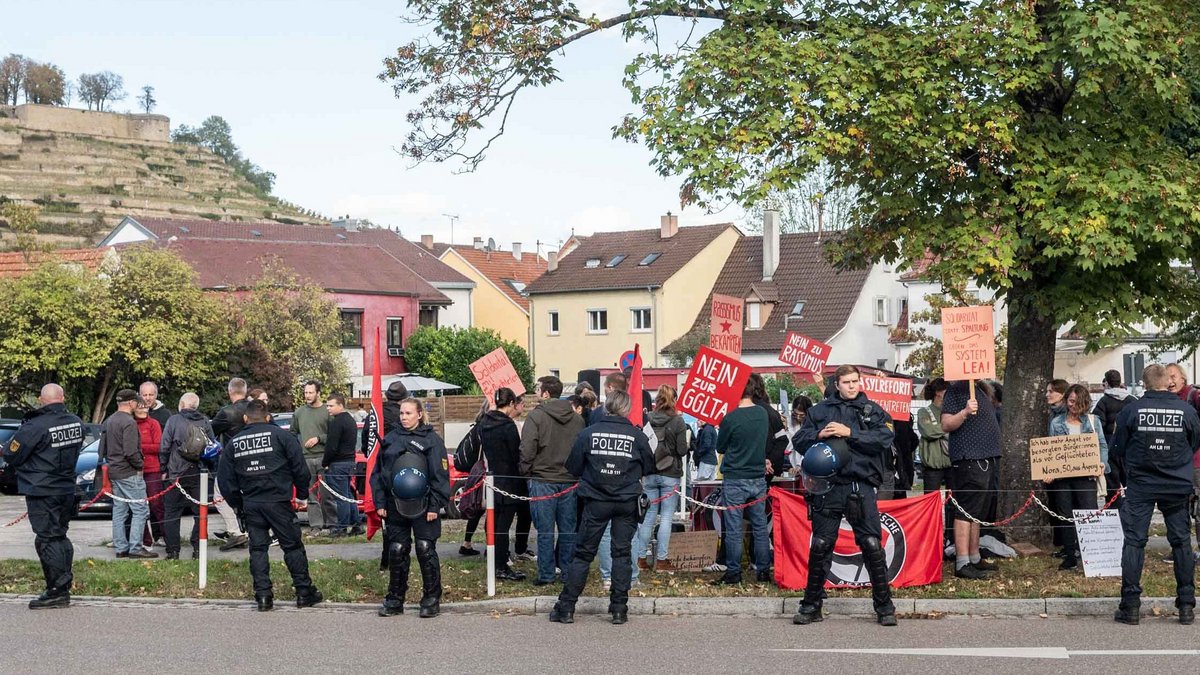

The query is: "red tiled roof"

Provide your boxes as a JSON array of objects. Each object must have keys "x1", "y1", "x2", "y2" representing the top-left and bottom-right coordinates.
[
  {"x1": 0, "y1": 247, "x2": 111, "y2": 278},
  {"x1": 441, "y1": 245, "x2": 548, "y2": 311},
  {"x1": 524, "y1": 223, "x2": 735, "y2": 294},
  {"x1": 667, "y1": 232, "x2": 870, "y2": 354},
  {"x1": 125, "y1": 217, "x2": 473, "y2": 286},
  {"x1": 899, "y1": 251, "x2": 937, "y2": 281},
  {"x1": 158, "y1": 238, "x2": 450, "y2": 301}
]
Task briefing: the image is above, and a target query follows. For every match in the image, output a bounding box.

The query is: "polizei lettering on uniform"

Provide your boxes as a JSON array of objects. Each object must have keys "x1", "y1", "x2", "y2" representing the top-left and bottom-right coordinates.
[
  {"x1": 1138, "y1": 408, "x2": 1185, "y2": 433},
  {"x1": 232, "y1": 432, "x2": 274, "y2": 474},
  {"x1": 591, "y1": 432, "x2": 633, "y2": 476},
  {"x1": 48, "y1": 422, "x2": 82, "y2": 448}
]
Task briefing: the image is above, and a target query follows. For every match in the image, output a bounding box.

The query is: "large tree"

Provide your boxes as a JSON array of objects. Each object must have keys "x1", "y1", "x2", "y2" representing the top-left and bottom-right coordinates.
[
  {"x1": 22, "y1": 61, "x2": 66, "y2": 105},
  {"x1": 0, "y1": 54, "x2": 27, "y2": 106},
  {"x1": 384, "y1": 0, "x2": 1200, "y2": 534},
  {"x1": 76, "y1": 71, "x2": 125, "y2": 111}
]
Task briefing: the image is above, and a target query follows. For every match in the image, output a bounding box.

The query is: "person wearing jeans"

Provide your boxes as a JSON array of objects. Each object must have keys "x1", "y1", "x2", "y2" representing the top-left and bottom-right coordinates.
[
  {"x1": 322, "y1": 394, "x2": 361, "y2": 536},
  {"x1": 100, "y1": 389, "x2": 157, "y2": 559},
  {"x1": 631, "y1": 475, "x2": 680, "y2": 582},
  {"x1": 711, "y1": 382, "x2": 770, "y2": 584},
  {"x1": 520, "y1": 375, "x2": 585, "y2": 585},
  {"x1": 720, "y1": 478, "x2": 771, "y2": 579},
  {"x1": 632, "y1": 389, "x2": 689, "y2": 582}
]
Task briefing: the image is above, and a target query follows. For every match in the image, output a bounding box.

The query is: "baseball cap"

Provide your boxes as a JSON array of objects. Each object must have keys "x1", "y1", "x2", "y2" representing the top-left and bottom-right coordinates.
[{"x1": 115, "y1": 389, "x2": 138, "y2": 403}]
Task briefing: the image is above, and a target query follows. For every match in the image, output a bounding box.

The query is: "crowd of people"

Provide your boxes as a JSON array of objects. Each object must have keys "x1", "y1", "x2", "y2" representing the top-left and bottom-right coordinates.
[{"x1": 2, "y1": 359, "x2": 1197, "y2": 626}]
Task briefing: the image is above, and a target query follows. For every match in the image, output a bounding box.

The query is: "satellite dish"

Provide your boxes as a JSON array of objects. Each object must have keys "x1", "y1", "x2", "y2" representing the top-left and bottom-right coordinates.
[{"x1": 487, "y1": 237, "x2": 496, "y2": 251}]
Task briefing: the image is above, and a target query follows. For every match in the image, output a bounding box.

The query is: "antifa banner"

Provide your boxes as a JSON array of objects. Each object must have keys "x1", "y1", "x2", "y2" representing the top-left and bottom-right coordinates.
[
  {"x1": 770, "y1": 488, "x2": 943, "y2": 590},
  {"x1": 363, "y1": 327, "x2": 384, "y2": 540}
]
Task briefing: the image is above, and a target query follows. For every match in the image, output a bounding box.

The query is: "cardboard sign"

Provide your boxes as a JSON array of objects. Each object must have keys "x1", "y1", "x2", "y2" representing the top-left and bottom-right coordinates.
[
  {"x1": 709, "y1": 294, "x2": 744, "y2": 358},
  {"x1": 665, "y1": 530, "x2": 719, "y2": 572},
  {"x1": 860, "y1": 375, "x2": 913, "y2": 421},
  {"x1": 678, "y1": 346, "x2": 752, "y2": 426},
  {"x1": 1028, "y1": 433, "x2": 1103, "y2": 480},
  {"x1": 468, "y1": 347, "x2": 526, "y2": 399},
  {"x1": 1073, "y1": 509, "x2": 1122, "y2": 577},
  {"x1": 941, "y1": 306, "x2": 996, "y2": 380},
  {"x1": 778, "y1": 332, "x2": 832, "y2": 373}
]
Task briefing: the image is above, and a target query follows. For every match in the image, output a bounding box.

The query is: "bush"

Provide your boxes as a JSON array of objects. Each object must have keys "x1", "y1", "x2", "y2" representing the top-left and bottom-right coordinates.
[{"x1": 404, "y1": 326, "x2": 533, "y2": 392}]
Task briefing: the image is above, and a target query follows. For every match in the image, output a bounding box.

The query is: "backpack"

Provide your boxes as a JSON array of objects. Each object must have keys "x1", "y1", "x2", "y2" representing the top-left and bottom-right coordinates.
[
  {"x1": 453, "y1": 426, "x2": 481, "y2": 472},
  {"x1": 457, "y1": 434, "x2": 488, "y2": 521},
  {"x1": 179, "y1": 423, "x2": 212, "y2": 463}
]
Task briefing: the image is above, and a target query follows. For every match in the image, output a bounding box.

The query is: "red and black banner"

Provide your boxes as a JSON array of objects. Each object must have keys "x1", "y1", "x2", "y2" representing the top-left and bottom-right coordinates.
[{"x1": 770, "y1": 488, "x2": 944, "y2": 589}]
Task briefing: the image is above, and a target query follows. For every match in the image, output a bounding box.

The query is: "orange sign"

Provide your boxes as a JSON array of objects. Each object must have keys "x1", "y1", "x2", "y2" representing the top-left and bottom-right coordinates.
[
  {"x1": 940, "y1": 306, "x2": 995, "y2": 380},
  {"x1": 468, "y1": 348, "x2": 526, "y2": 399},
  {"x1": 709, "y1": 294, "x2": 744, "y2": 358}
]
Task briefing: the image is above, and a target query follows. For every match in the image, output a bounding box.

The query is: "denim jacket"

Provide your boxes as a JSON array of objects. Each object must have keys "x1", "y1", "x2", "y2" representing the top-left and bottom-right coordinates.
[{"x1": 1048, "y1": 413, "x2": 1109, "y2": 470}]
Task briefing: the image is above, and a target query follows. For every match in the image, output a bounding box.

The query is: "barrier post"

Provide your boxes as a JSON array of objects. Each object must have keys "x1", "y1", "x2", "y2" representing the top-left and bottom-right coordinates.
[
  {"x1": 485, "y1": 473, "x2": 495, "y2": 598},
  {"x1": 199, "y1": 471, "x2": 208, "y2": 590}
]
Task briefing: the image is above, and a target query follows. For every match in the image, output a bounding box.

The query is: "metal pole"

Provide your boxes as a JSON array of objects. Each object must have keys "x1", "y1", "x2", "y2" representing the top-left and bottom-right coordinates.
[
  {"x1": 199, "y1": 471, "x2": 208, "y2": 589},
  {"x1": 485, "y1": 474, "x2": 495, "y2": 598}
]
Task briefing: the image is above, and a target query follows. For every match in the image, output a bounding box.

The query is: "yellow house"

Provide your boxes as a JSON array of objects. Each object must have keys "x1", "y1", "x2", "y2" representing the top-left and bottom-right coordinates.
[
  {"x1": 525, "y1": 215, "x2": 741, "y2": 380},
  {"x1": 429, "y1": 237, "x2": 547, "y2": 349}
]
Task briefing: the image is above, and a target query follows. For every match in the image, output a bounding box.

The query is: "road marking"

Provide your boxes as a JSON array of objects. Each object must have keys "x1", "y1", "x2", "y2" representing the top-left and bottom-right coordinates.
[{"x1": 773, "y1": 648, "x2": 1200, "y2": 659}]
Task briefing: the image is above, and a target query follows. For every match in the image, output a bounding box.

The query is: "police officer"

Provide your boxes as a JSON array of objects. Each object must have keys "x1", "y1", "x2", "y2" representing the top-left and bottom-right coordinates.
[
  {"x1": 1111, "y1": 363, "x2": 1200, "y2": 625},
  {"x1": 364, "y1": 381, "x2": 407, "y2": 571},
  {"x1": 792, "y1": 365, "x2": 898, "y2": 626},
  {"x1": 217, "y1": 399, "x2": 322, "y2": 611},
  {"x1": 371, "y1": 397, "x2": 450, "y2": 618},
  {"x1": 1, "y1": 384, "x2": 83, "y2": 609},
  {"x1": 549, "y1": 390, "x2": 656, "y2": 626}
]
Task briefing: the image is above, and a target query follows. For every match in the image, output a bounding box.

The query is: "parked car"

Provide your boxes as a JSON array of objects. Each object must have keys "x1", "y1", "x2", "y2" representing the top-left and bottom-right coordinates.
[
  {"x1": 0, "y1": 419, "x2": 24, "y2": 495},
  {"x1": 73, "y1": 438, "x2": 112, "y2": 516}
]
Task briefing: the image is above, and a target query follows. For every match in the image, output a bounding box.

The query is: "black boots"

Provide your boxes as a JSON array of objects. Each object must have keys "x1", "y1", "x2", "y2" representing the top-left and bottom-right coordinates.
[
  {"x1": 861, "y1": 536, "x2": 895, "y2": 618},
  {"x1": 295, "y1": 588, "x2": 323, "y2": 609},
  {"x1": 380, "y1": 541, "x2": 411, "y2": 617},
  {"x1": 1114, "y1": 606, "x2": 1140, "y2": 625},
  {"x1": 549, "y1": 605, "x2": 574, "y2": 624},
  {"x1": 28, "y1": 589, "x2": 70, "y2": 610},
  {"x1": 415, "y1": 539, "x2": 442, "y2": 618},
  {"x1": 1181, "y1": 606, "x2": 1195, "y2": 625},
  {"x1": 255, "y1": 594, "x2": 273, "y2": 612},
  {"x1": 792, "y1": 604, "x2": 823, "y2": 625}
]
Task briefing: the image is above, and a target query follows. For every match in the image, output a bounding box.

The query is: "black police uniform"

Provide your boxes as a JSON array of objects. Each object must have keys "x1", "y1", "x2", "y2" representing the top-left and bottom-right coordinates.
[
  {"x1": 792, "y1": 390, "x2": 897, "y2": 624},
  {"x1": 370, "y1": 422, "x2": 451, "y2": 617},
  {"x1": 1110, "y1": 390, "x2": 1200, "y2": 622},
  {"x1": 217, "y1": 421, "x2": 320, "y2": 609},
  {"x1": 551, "y1": 414, "x2": 655, "y2": 625},
  {"x1": 1, "y1": 402, "x2": 83, "y2": 608},
  {"x1": 362, "y1": 393, "x2": 404, "y2": 570}
]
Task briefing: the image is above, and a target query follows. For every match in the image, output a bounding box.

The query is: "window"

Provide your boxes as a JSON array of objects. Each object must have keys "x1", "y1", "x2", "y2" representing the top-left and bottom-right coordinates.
[
  {"x1": 606, "y1": 255, "x2": 627, "y2": 268},
  {"x1": 638, "y1": 252, "x2": 662, "y2": 266},
  {"x1": 386, "y1": 317, "x2": 403, "y2": 348},
  {"x1": 339, "y1": 310, "x2": 363, "y2": 347},
  {"x1": 746, "y1": 302, "x2": 761, "y2": 330},
  {"x1": 874, "y1": 297, "x2": 888, "y2": 325},
  {"x1": 588, "y1": 309, "x2": 608, "y2": 334},
  {"x1": 876, "y1": 358, "x2": 888, "y2": 369},
  {"x1": 419, "y1": 306, "x2": 438, "y2": 328},
  {"x1": 631, "y1": 307, "x2": 652, "y2": 332},
  {"x1": 585, "y1": 258, "x2": 601, "y2": 268},
  {"x1": 504, "y1": 279, "x2": 528, "y2": 296},
  {"x1": 897, "y1": 298, "x2": 909, "y2": 320},
  {"x1": 548, "y1": 311, "x2": 560, "y2": 335},
  {"x1": 549, "y1": 369, "x2": 560, "y2": 378}
]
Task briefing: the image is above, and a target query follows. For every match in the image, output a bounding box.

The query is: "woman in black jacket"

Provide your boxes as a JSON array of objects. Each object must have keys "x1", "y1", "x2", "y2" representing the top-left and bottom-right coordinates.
[{"x1": 477, "y1": 387, "x2": 528, "y2": 581}]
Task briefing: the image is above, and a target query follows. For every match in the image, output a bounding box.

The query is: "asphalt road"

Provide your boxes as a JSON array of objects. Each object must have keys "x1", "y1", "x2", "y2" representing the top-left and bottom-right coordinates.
[{"x1": 1, "y1": 598, "x2": 1198, "y2": 674}]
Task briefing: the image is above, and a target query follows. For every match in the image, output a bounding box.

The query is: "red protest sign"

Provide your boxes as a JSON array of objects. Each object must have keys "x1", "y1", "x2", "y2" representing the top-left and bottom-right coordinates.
[
  {"x1": 859, "y1": 374, "x2": 913, "y2": 421},
  {"x1": 468, "y1": 347, "x2": 526, "y2": 399},
  {"x1": 709, "y1": 294, "x2": 744, "y2": 358},
  {"x1": 778, "y1": 332, "x2": 833, "y2": 373},
  {"x1": 678, "y1": 346, "x2": 752, "y2": 426},
  {"x1": 941, "y1": 306, "x2": 996, "y2": 380}
]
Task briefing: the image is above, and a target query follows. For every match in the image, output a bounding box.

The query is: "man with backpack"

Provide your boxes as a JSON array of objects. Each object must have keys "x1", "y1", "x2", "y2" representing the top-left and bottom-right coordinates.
[
  {"x1": 209, "y1": 378, "x2": 251, "y2": 550},
  {"x1": 160, "y1": 392, "x2": 216, "y2": 560},
  {"x1": 1094, "y1": 369, "x2": 1136, "y2": 508}
]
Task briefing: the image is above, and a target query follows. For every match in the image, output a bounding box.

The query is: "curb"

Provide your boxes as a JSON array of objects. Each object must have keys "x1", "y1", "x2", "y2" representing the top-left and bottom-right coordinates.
[{"x1": 0, "y1": 592, "x2": 1186, "y2": 618}]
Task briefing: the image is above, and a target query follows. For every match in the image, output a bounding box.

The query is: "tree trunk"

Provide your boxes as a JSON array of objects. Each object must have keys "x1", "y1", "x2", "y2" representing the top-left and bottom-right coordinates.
[
  {"x1": 999, "y1": 277, "x2": 1058, "y2": 548},
  {"x1": 92, "y1": 367, "x2": 114, "y2": 424}
]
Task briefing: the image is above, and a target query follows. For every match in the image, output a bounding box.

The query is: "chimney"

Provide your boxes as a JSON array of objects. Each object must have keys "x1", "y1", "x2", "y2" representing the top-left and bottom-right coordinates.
[
  {"x1": 660, "y1": 211, "x2": 679, "y2": 239},
  {"x1": 420, "y1": 234, "x2": 434, "y2": 249},
  {"x1": 473, "y1": 236, "x2": 484, "y2": 250},
  {"x1": 548, "y1": 250, "x2": 559, "y2": 273},
  {"x1": 512, "y1": 242, "x2": 523, "y2": 262},
  {"x1": 762, "y1": 209, "x2": 780, "y2": 282}
]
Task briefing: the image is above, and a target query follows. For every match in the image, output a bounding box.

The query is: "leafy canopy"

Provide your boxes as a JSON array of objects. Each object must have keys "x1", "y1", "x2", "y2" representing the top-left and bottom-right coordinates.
[{"x1": 404, "y1": 326, "x2": 533, "y2": 391}]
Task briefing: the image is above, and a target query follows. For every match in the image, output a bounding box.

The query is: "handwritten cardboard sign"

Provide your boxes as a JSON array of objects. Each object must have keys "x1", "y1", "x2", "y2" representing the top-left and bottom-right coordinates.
[
  {"x1": 678, "y1": 346, "x2": 752, "y2": 426},
  {"x1": 468, "y1": 347, "x2": 526, "y2": 399},
  {"x1": 860, "y1": 375, "x2": 913, "y2": 421},
  {"x1": 709, "y1": 294, "x2": 744, "y2": 358},
  {"x1": 1028, "y1": 433, "x2": 1103, "y2": 480},
  {"x1": 778, "y1": 332, "x2": 832, "y2": 373},
  {"x1": 941, "y1": 306, "x2": 995, "y2": 380},
  {"x1": 1073, "y1": 509, "x2": 1122, "y2": 577},
  {"x1": 665, "y1": 530, "x2": 719, "y2": 572}
]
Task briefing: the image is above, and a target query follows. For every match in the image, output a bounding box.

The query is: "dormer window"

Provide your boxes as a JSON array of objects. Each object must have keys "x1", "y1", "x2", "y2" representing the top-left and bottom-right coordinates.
[
  {"x1": 638, "y1": 253, "x2": 662, "y2": 266},
  {"x1": 585, "y1": 258, "x2": 601, "y2": 268},
  {"x1": 746, "y1": 301, "x2": 762, "y2": 330}
]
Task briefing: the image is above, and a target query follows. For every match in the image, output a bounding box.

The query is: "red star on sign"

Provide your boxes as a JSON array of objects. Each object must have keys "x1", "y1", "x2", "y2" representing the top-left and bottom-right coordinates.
[{"x1": 720, "y1": 320, "x2": 733, "y2": 333}]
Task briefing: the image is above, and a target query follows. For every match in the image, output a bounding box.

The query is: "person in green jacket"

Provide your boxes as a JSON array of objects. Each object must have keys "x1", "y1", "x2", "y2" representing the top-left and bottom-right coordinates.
[
  {"x1": 292, "y1": 380, "x2": 334, "y2": 533},
  {"x1": 916, "y1": 378, "x2": 951, "y2": 494}
]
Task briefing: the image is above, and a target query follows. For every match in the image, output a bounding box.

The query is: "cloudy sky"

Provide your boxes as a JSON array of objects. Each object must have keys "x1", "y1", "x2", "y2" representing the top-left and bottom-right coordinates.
[{"x1": 8, "y1": 0, "x2": 747, "y2": 254}]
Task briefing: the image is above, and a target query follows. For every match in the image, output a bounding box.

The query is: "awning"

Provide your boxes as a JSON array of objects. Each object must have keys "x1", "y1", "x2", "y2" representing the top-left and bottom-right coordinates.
[{"x1": 381, "y1": 373, "x2": 463, "y2": 394}]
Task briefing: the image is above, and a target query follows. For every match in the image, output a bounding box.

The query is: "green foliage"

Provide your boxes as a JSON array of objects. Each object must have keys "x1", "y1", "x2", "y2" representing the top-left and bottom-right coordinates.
[
  {"x1": 0, "y1": 202, "x2": 51, "y2": 260},
  {"x1": 171, "y1": 115, "x2": 276, "y2": 195},
  {"x1": 137, "y1": 85, "x2": 156, "y2": 114},
  {"x1": 763, "y1": 373, "x2": 822, "y2": 406},
  {"x1": 404, "y1": 326, "x2": 533, "y2": 391},
  {"x1": 898, "y1": 288, "x2": 1008, "y2": 380},
  {"x1": 663, "y1": 321, "x2": 709, "y2": 368},
  {"x1": 76, "y1": 71, "x2": 124, "y2": 111}
]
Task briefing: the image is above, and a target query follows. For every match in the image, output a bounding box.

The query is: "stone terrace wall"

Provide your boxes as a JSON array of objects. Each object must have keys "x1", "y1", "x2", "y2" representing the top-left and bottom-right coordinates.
[{"x1": 2, "y1": 104, "x2": 169, "y2": 143}]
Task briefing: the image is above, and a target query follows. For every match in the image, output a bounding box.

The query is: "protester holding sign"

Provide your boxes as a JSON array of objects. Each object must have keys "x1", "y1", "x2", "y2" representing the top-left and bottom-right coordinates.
[
  {"x1": 1111, "y1": 364, "x2": 1200, "y2": 626},
  {"x1": 791, "y1": 365, "x2": 898, "y2": 627},
  {"x1": 940, "y1": 380, "x2": 1002, "y2": 580},
  {"x1": 1046, "y1": 384, "x2": 1108, "y2": 571}
]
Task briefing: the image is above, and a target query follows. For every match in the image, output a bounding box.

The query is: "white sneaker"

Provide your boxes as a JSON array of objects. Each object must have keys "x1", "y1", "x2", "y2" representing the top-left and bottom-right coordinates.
[
  {"x1": 602, "y1": 579, "x2": 612, "y2": 591},
  {"x1": 703, "y1": 563, "x2": 727, "y2": 573}
]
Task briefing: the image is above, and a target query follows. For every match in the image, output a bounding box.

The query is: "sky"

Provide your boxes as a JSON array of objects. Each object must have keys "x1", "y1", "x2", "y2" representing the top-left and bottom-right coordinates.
[{"x1": 6, "y1": 0, "x2": 747, "y2": 255}]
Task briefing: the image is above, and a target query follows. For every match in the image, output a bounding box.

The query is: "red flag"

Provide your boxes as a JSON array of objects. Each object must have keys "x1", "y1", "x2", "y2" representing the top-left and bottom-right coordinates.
[
  {"x1": 770, "y1": 488, "x2": 944, "y2": 590},
  {"x1": 363, "y1": 326, "x2": 384, "y2": 540},
  {"x1": 629, "y1": 343, "x2": 644, "y2": 427}
]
